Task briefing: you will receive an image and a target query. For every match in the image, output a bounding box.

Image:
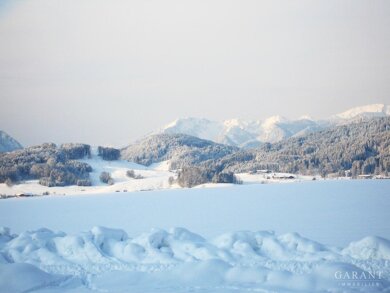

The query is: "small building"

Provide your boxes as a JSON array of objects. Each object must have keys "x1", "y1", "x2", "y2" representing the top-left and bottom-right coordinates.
[
  {"x1": 272, "y1": 174, "x2": 296, "y2": 180},
  {"x1": 357, "y1": 175, "x2": 373, "y2": 179}
]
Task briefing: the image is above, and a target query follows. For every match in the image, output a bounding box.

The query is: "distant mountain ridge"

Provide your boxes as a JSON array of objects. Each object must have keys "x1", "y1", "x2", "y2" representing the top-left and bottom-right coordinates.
[
  {"x1": 158, "y1": 104, "x2": 390, "y2": 147},
  {"x1": 0, "y1": 130, "x2": 22, "y2": 153},
  {"x1": 331, "y1": 103, "x2": 390, "y2": 121}
]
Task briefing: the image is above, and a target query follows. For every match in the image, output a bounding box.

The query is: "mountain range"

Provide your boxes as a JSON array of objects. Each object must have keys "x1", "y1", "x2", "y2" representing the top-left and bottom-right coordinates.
[
  {"x1": 1, "y1": 104, "x2": 389, "y2": 187},
  {"x1": 1, "y1": 104, "x2": 389, "y2": 153},
  {"x1": 158, "y1": 104, "x2": 390, "y2": 147}
]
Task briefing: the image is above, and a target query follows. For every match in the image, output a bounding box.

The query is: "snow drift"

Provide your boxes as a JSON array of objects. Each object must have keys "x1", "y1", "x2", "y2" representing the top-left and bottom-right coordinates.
[{"x1": 0, "y1": 226, "x2": 389, "y2": 293}]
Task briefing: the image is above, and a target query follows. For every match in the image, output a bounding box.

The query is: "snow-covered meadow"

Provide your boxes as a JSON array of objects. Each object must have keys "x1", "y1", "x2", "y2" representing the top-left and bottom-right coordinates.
[
  {"x1": 0, "y1": 153, "x2": 318, "y2": 198},
  {"x1": 0, "y1": 155, "x2": 176, "y2": 197},
  {"x1": 0, "y1": 180, "x2": 390, "y2": 292}
]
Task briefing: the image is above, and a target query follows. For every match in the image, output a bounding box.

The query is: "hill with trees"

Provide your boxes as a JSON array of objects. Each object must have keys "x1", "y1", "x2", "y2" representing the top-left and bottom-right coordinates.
[
  {"x1": 0, "y1": 143, "x2": 92, "y2": 187},
  {"x1": 203, "y1": 117, "x2": 390, "y2": 177},
  {"x1": 121, "y1": 133, "x2": 238, "y2": 170}
]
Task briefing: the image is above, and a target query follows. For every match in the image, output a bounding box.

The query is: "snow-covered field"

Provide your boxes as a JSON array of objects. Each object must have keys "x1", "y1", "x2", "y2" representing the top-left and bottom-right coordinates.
[
  {"x1": 0, "y1": 155, "x2": 177, "y2": 197},
  {"x1": 0, "y1": 180, "x2": 389, "y2": 292},
  {"x1": 0, "y1": 153, "x2": 319, "y2": 197}
]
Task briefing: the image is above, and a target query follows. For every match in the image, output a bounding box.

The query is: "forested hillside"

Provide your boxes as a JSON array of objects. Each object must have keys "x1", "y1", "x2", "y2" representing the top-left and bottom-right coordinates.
[
  {"x1": 0, "y1": 143, "x2": 92, "y2": 186},
  {"x1": 204, "y1": 117, "x2": 390, "y2": 177},
  {"x1": 1, "y1": 117, "x2": 388, "y2": 189},
  {"x1": 121, "y1": 133, "x2": 238, "y2": 169}
]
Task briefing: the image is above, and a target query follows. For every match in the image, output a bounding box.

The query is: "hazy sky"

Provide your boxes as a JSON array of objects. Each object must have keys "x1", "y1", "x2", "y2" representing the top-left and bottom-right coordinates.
[{"x1": 0, "y1": 0, "x2": 389, "y2": 146}]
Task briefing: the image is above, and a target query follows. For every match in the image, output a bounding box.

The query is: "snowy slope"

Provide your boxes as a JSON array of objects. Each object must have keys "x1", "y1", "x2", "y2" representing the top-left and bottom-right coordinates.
[
  {"x1": 0, "y1": 130, "x2": 22, "y2": 153},
  {"x1": 158, "y1": 104, "x2": 389, "y2": 147},
  {"x1": 0, "y1": 180, "x2": 389, "y2": 292}
]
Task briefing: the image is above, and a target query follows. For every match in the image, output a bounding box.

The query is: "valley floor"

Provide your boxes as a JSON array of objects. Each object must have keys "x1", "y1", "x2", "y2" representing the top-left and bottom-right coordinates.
[{"x1": 0, "y1": 180, "x2": 389, "y2": 292}]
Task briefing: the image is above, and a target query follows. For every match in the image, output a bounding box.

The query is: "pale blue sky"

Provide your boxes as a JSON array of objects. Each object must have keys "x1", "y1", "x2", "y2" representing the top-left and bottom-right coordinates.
[{"x1": 0, "y1": 0, "x2": 389, "y2": 146}]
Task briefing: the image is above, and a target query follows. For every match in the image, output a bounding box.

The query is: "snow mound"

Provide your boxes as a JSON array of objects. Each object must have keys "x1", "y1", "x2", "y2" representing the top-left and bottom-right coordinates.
[
  {"x1": 1, "y1": 227, "x2": 389, "y2": 292},
  {"x1": 342, "y1": 236, "x2": 390, "y2": 260}
]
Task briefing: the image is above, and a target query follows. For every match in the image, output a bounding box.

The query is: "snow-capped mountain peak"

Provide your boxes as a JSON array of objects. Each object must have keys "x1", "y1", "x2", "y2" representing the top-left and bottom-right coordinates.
[
  {"x1": 223, "y1": 118, "x2": 244, "y2": 128},
  {"x1": 298, "y1": 115, "x2": 314, "y2": 121},
  {"x1": 163, "y1": 118, "x2": 181, "y2": 129},
  {"x1": 261, "y1": 115, "x2": 288, "y2": 128},
  {"x1": 161, "y1": 117, "x2": 223, "y2": 142},
  {"x1": 163, "y1": 117, "x2": 213, "y2": 130},
  {"x1": 333, "y1": 103, "x2": 390, "y2": 120},
  {"x1": 223, "y1": 118, "x2": 258, "y2": 131}
]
